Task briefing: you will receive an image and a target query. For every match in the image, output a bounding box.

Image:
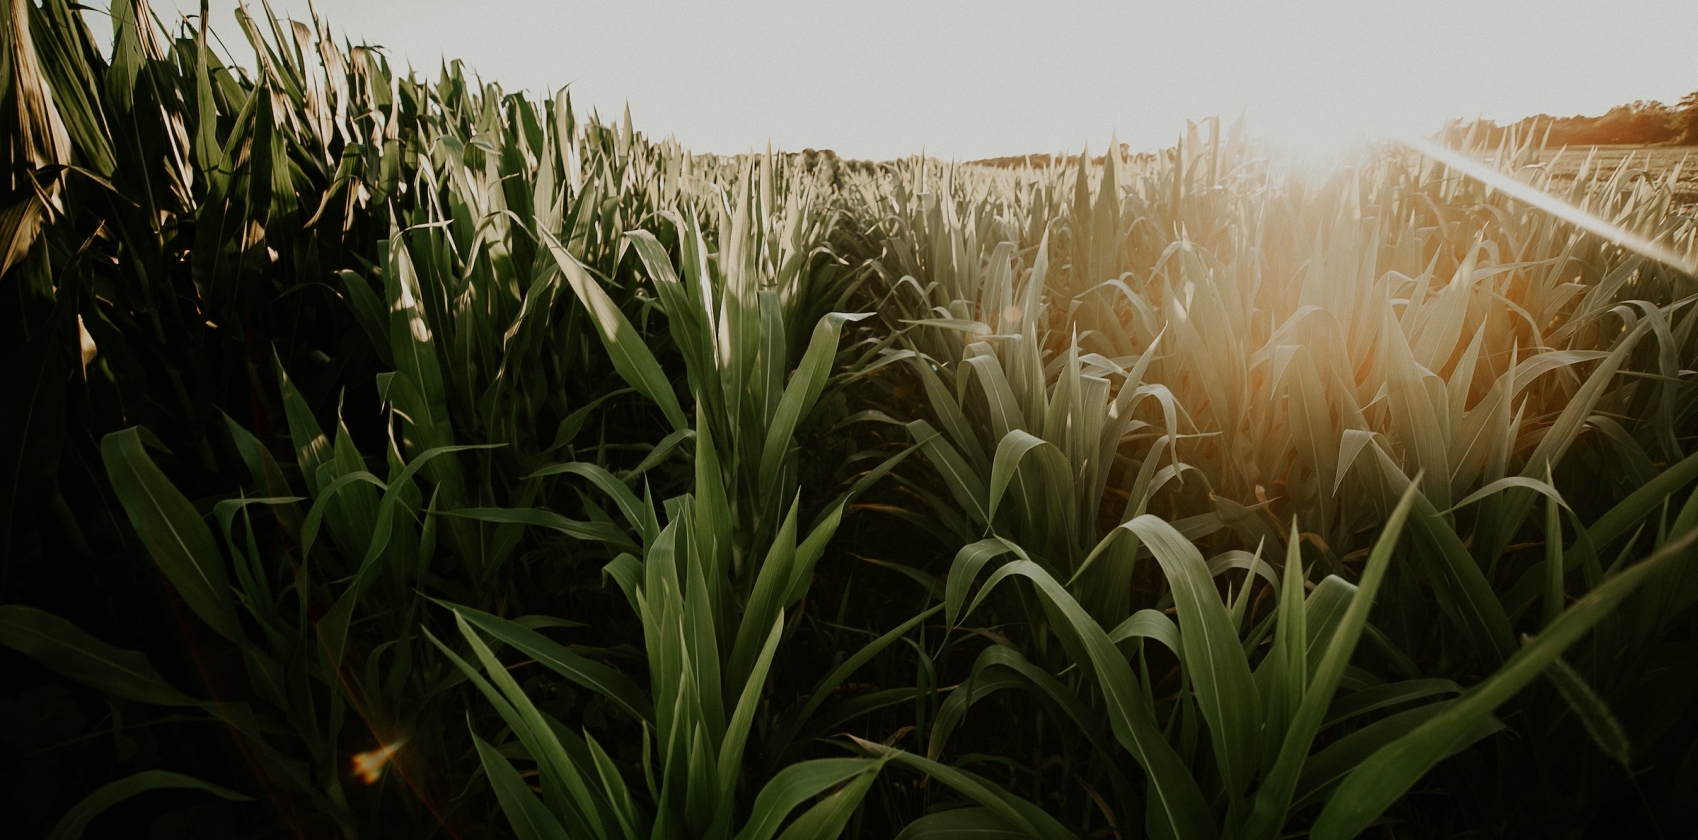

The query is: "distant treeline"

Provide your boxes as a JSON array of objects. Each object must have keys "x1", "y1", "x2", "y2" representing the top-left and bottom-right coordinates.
[
  {"x1": 969, "y1": 145, "x2": 1159, "y2": 170},
  {"x1": 785, "y1": 147, "x2": 1166, "y2": 175},
  {"x1": 969, "y1": 93, "x2": 1698, "y2": 169},
  {"x1": 1450, "y1": 91, "x2": 1698, "y2": 147}
]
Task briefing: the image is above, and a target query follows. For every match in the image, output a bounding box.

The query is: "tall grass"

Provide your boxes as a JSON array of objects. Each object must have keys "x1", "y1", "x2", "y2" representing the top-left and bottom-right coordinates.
[{"x1": 3, "y1": 3, "x2": 1697, "y2": 838}]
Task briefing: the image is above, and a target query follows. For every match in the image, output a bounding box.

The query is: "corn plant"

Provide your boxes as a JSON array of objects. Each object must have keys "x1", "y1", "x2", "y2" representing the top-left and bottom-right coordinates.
[{"x1": 432, "y1": 162, "x2": 922, "y2": 838}]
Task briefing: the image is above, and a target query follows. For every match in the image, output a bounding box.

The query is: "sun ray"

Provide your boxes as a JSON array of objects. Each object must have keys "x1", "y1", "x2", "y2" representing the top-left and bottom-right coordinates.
[{"x1": 1401, "y1": 135, "x2": 1697, "y2": 276}]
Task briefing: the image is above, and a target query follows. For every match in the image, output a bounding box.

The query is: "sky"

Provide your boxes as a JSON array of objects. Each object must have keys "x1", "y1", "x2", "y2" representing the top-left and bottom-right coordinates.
[{"x1": 79, "y1": 0, "x2": 1698, "y2": 161}]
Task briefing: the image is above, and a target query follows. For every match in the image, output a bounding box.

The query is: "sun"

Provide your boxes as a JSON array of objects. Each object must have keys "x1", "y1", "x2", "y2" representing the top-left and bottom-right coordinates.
[
  {"x1": 1232, "y1": 92, "x2": 1428, "y2": 166},
  {"x1": 1251, "y1": 112, "x2": 1386, "y2": 165}
]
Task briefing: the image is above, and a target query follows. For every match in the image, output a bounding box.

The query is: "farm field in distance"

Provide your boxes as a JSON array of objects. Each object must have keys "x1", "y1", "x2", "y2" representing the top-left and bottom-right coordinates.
[
  {"x1": 1530, "y1": 145, "x2": 1698, "y2": 208},
  {"x1": 3, "y1": 3, "x2": 1698, "y2": 840}
]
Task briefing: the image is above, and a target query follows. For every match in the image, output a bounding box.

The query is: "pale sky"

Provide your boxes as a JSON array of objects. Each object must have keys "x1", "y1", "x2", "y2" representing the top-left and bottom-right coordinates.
[{"x1": 80, "y1": 1, "x2": 1698, "y2": 160}]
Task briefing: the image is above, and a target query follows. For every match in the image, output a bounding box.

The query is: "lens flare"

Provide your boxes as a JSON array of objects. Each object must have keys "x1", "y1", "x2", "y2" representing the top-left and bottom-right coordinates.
[
  {"x1": 352, "y1": 740, "x2": 406, "y2": 784},
  {"x1": 1400, "y1": 136, "x2": 1697, "y2": 276}
]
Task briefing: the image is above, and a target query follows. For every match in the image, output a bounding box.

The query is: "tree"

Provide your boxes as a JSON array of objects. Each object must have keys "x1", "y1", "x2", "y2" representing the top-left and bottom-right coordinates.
[{"x1": 1676, "y1": 90, "x2": 1698, "y2": 145}]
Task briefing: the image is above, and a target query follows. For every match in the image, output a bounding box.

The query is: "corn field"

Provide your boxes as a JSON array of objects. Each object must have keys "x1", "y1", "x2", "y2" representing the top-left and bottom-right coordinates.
[{"x1": 4, "y1": 3, "x2": 1698, "y2": 838}]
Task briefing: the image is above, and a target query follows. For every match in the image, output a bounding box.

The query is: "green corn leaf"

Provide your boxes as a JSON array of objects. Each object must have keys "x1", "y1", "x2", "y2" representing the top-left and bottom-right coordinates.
[
  {"x1": 784, "y1": 501, "x2": 848, "y2": 608},
  {"x1": 1107, "y1": 609, "x2": 1182, "y2": 656},
  {"x1": 852, "y1": 740, "x2": 1079, "y2": 840},
  {"x1": 0, "y1": 605, "x2": 203, "y2": 707},
  {"x1": 907, "y1": 354, "x2": 989, "y2": 471},
  {"x1": 474, "y1": 731, "x2": 571, "y2": 840},
  {"x1": 1310, "y1": 522, "x2": 1698, "y2": 840},
  {"x1": 338, "y1": 268, "x2": 393, "y2": 365},
  {"x1": 717, "y1": 612, "x2": 786, "y2": 825},
  {"x1": 1128, "y1": 515, "x2": 1261, "y2": 804},
  {"x1": 542, "y1": 229, "x2": 688, "y2": 433},
  {"x1": 101, "y1": 429, "x2": 247, "y2": 645},
  {"x1": 986, "y1": 429, "x2": 1070, "y2": 528},
  {"x1": 773, "y1": 606, "x2": 943, "y2": 758},
  {"x1": 47, "y1": 770, "x2": 248, "y2": 840},
  {"x1": 907, "y1": 421, "x2": 990, "y2": 528},
  {"x1": 585, "y1": 730, "x2": 644, "y2": 839},
  {"x1": 220, "y1": 412, "x2": 294, "y2": 503},
  {"x1": 444, "y1": 506, "x2": 635, "y2": 551},
  {"x1": 526, "y1": 460, "x2": 653, "y2": 542},
  {"x1": 1544, "y1": 465, "x2": 1566, "y2": 629},
  {"x1": 604, "y1": 553, "x2": 643, "y2": 615},
  {"x1": 756, "y1": 311, "x2": 872, "y2": 498},
  {"x1": 728, "y1": 498, "x2": 799, "y2": 693},
  {"x1": 446, "y1": 602, "x2": 653, "y2": 723},
  {"x1": 733, "y1": 759, "x2": 886, "y2": 840},
  {"x1": 963, "y1": 559, "x2": 1213, "y2": 840},
  {"x1": 540, "y1": 389, "x2": 637, "y2": 461},
  {"x1": 385, "y1": 238, "x2": 456, "y2": 455},
  {"x1": 1438, "y1": 475, "x2": 1570, "y2": 515},
  {"x1": 275, "y1": 352, "x2": 331, "y2": 497},
  {"x1": 1257, "y1": 523, "x2": 1307, "y2": 770},
  {"x1": 296, "y1": 470, "x2": 388, "y2": 565},
  {"x1": 1321, "y1": 679, "x2": 1462, "y2": 729},
  {"x1": 771, "y1": 760, "x2": 883, "y2": 840},
  {"x1": 945, "y1": 538, "x2": 1020, "y2": 627},
  {"x1": 430, "y1": 620, "x2": 615, "y2": 839},
  {"x1": 893, "y1": 806, "x2": 1031, "y2": 840},
  {"x1": 622, "y1": 428, "x2": 696, "y2": 480},
  {"x1": 1302, "y1": 577, "x2": 1356, "y2": 674},
  {"x1": 928, "y1": 643, "x2": 1126, "y2": 784},
  {"x1": 1243, "y1": 482, "x2": 1418, "y2": 840},
  {"x1": 1588, "y1": 449, "x2": 1698, "y2": 550},
  {"x1": 1292, "y1": 702, "x2": 1502, "y2": 810},
  {"x1": 1368, "y1": 447, "x2": 1516, "y2": 665}
]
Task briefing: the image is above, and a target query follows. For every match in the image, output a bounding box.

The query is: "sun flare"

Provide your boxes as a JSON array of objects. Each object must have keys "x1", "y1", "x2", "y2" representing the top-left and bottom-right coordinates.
[{"x1": 352, "y1": 741, "x2": 406, "y2": 785}]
